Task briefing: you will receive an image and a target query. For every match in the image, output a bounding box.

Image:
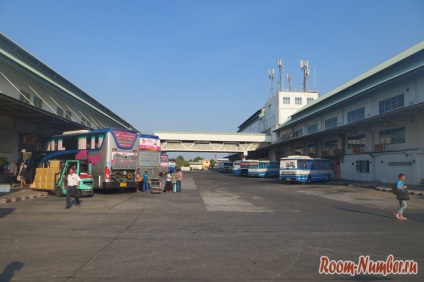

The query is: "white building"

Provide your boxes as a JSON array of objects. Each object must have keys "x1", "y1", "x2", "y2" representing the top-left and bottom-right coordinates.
[
  {"x1": 259, "y1": 40, "x2": 424, "y2": 183},
  {"x1": 238, "y1": 91, "x2": 319, "y2": 137}
]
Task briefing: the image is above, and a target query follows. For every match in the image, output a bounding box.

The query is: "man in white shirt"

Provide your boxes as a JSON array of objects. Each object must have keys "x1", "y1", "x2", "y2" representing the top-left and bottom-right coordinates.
[{"x1": 66, "y1": 167, "x2": 81, "y2": 209}]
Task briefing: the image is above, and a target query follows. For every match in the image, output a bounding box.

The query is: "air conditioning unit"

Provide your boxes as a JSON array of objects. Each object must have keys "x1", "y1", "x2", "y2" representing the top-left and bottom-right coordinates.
[
  {"x1": 352, "y1": 147, "x2": 361, "y2": 154},
  {"x1": 374, "y1": 144, "x2": 385, "y2": 152},
  {"x1": 333, "y1": 148, "x2": 341, "y2": 156}
]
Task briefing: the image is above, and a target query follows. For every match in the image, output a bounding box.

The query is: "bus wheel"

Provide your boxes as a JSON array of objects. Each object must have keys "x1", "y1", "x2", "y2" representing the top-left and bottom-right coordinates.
[
  {"x1": 265, "y1": 173, "x2": 269, "y2": 178},
  {"x1": 78, "y1": 190, "x2": 83, "y2": 198},
  {"x1": 55, "y1": 186, "x2": 64, "y2": 197},
  {"x1": 306, "y1": 176, "x2": 312, "y2": 184}
]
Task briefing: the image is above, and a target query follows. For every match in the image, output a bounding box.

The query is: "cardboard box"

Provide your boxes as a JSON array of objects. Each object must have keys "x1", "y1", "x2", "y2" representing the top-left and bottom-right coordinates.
[
  {"x1": 46, "y1": 168, "x2": 60, "y2": 175},
  {"x1": 49, "y1": 160, "x2": 61, "y2": 168},
  {"x1": 36, "y1": 168, "x2": 47, "y2": 176},
  {"x1": 45, "y1": 181, "x2": 55, "y2": 190},
  {"x1": 34, "y1": 174, "x2": 42, "y2": 182},
  {"x1": 46, "y1": 174, "x2": 56, "y2": 182}
]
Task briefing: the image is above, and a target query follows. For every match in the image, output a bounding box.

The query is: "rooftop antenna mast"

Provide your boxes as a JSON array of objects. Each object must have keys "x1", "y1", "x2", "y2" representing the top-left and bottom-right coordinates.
[
  {"x1": 287, "y1": 73, "x2": 292, "y2": 92},
  {"x1": 278, "y1": 59, "x2": 283, "y2": 92},
  {"x1": 300, "y1": 60, "x2": 309, "y2": 92},
  {"x1": 268, "y1": 68, "x2": 274, "y2": 98}
]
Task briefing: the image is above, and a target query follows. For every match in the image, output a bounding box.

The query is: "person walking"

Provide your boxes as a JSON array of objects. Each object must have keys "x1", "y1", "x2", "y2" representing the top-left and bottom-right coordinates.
[
  {"x1": 18, "y1": 162, "x2": 27, "y2": 188},
  {"x1": 394, "y1": 173, "x2": 408, "y2": 220},
  {"x1": 66, "y1": 167, "x2": 81, "y2": 209},
  {"x1": 172, "y1": 171, "x2": 177, "y2": 193},
  {"x1": 142, "y1": 171, "x2": 149, "y2": 193},
  {"x1": 176, "y1": 167, "x2": 183, "y2": 194},
  {"x1": 163, "y1": 171, "x2": 173, "y2": 192},
  {"x1": 7, "y1": 161, "x2": 17, "y2": 184}
]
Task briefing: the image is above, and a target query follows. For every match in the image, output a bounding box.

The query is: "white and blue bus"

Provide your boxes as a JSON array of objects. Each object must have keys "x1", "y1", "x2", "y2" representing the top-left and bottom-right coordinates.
[
  {"x1": 232, "y1": 160, "x2": 241, "y2": 176},
  {"x1": 279, "y1": 156, "x2": 334, "y2": 183},
  {"x1": 246, "y1": 160, "x2": 280, "y2": 178}
]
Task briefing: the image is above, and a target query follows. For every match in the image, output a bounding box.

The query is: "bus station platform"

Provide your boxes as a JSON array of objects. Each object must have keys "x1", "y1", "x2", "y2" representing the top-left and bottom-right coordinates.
[{"x1": 0, "y1": 185, "x2": 48, "y2": 205}]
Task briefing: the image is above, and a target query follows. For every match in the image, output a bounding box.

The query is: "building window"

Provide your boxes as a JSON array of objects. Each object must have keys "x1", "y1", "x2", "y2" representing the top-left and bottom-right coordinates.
[
  {"x1": 307, "y1": 123, "x2": 318, "y2": 134},
  {"x1": 356, "y1": 160, "x2": 370, "y2": 173},
  {"x1": 33, "y1": 96, "x2": 42, "y2": 108},
  {"x1": 20, "y1": 90, "x2": 31, "y2": 104},
  {"x1": 325, "y1": 117, "x2": 337, "y2": 129},
  {"x1": 347, "y1": 107, "x2": 365, "y2": 123},
  {"x1": 307, "y1": 144, "x2": 316, "y2": 154},
  {"x1": 295, "y1": 97, "x2": 302, "y2": 105},
  {"x1": 293, "y1": 128, "x2": 303, "y2": 138},
  {"x1": 294, "y1": 146, "x2": 303, "y2": 155},
  {"x1": 307, "y1": 97, "x2": 314, "y2": 103},
  {"x1": 283, "y1": 97, "x2": 290, "y2": 104},
  {"x1": 325, "y1": 139, "x2": 338, "y2": 150},
  {"x1": 347, "y1": 134, "x2": 366, "y2": 149},
  {"x1": 65, "y1": 111, "x2": 72, "y2": 120},
  {"x1": 57, "y1": 107, "x2": 64, "y2": 117},
  {"x1": 379, "y1": 94, "x2": 404, "y2": 114},
  {"x1": 379, "y1": 127, "x2": 405, "y2": 144}
]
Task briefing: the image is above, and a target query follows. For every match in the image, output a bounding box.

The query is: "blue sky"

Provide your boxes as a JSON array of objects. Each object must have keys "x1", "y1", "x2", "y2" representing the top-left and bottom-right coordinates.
[{"x1": 1, "y1": 0, "x2": 424, "y2": 138}]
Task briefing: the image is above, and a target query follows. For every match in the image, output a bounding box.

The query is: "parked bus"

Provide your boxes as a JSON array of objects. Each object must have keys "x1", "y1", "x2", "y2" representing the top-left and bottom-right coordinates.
[
  {"x1": 41, "y1": 128, "x2": 139, "y2": 191},
  {"x1": 240, "y1": 160, "x2": 255, "y2": 176},
  {"x1": 232, "y1": 160, "x2": 241, "y2": 176},
  {"x1": 160, "y1": 154, "x2": 169, "y2": 175},
  {"x1": 168, "y1": 160, "x2": 176, "y2": 172},
  {"x1": 218, "y1": 162, "x2": 233, "y2": 173},
  {"x1": 279, "y1": 156, "x2": 334, "y2": 183},
  {"x1": 138, "y1": 134, "x2": 161, "y2": 180},
  {"x1": 247, "y1": 160, "x2": 280, "y2": 178}
]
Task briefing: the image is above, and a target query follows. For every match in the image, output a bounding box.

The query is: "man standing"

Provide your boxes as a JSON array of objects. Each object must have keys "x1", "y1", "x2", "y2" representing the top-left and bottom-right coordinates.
[
  {"x1": 176, "y1": 168, "x2": 183, "y2": 194},
  {"x1": 142, "y1": 171, "x2": 149, "y2": 193},
  {"x1": 66, "y1": 167, "x2": 81, "y2": 209},
  {"x1": 394, "y1": 173, "x2": 408, "y2": 220},
  {"x1": 7, "y1": 161, "x2": 17, "y2": 184}
]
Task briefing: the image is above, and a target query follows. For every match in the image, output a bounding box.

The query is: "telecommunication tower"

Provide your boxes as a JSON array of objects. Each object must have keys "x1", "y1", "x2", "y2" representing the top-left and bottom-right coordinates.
[
  {"x1": 277, "y1": 59, "x2": 283, "y2": 92},
  {"x1": 287, "y1": 73, "x2": 292, "y2": 92},
  {"x1": 300, "y1": 60, "x2": 310, "y2": 92},
  {"x1": 268, "y1": 68, "x2": 274, "y2": 98}
]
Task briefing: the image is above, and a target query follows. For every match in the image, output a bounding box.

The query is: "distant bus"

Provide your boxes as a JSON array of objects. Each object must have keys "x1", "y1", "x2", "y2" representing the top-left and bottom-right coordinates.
[
  {"x1": 218, "y1": 162, "x2": 233, "y2": 173},
  {"x1": 138, "y1": 134, "x2": 161, "y2": 180},
  {"x1": 247, "y1": 160, "x2": 280, "y2": 178},
  {"x1": 160, "y1": 154, "x2": 169, "y2": 175},
  {"x1": 42, "y1": 128, "x2": 139, "y2": 191},
  {"x1": 216, "y1": 158, "x2": 229, "y2": 172},
  {"x1": 240, "y1": 160, "x2": 255, "y2": 176},
  {"x1": 168, "y1": 160, "x2": 176, "y2": 172},
  {"x1": 232, "y1": 160, "x2": 241, "y2": 176},
  {"x1": 279, "y1": 156, "x2": 333, "y2": 183}
]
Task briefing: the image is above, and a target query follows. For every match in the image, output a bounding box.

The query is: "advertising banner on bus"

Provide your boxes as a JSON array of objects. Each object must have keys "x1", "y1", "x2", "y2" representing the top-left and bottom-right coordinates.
[{"x1": 139, "y1": 136, "x2": 161, "y2": 151}]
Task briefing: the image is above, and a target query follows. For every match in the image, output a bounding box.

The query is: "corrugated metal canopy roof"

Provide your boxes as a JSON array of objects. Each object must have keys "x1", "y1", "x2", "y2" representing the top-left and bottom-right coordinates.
[{"x1": 0, "y1": 93, "x2": 88, "y2": 134}]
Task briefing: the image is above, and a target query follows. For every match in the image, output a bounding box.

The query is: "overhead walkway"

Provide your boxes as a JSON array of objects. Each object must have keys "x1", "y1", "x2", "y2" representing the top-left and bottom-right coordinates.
[{"x1": 154, "y1": 131, "x2": 271, "y2": 155}]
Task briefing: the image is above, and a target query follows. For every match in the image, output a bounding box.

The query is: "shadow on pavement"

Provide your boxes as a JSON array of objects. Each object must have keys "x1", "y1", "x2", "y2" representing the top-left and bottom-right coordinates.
[
  {"x1": 336, "y1": 207, "x2": 393, "y2": 219},
  {"x1": 0, "y1": 208, "x2": 15, "y2": 219},
  {"x1": 0, "y1": 261, "x2": 24, "y2": 282}
]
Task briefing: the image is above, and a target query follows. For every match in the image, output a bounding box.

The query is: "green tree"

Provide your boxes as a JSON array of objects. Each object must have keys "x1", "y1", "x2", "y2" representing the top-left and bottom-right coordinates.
[
  {"x1": 193, "y1": 156, "x2": 203, "y2": 162},
  {"x1": 175, "y1": 155, "x2": 189, "y2": 168},
  {"x1": 210, "y1": 158, "x2": 216, "y2": 168}
]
